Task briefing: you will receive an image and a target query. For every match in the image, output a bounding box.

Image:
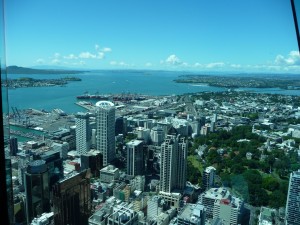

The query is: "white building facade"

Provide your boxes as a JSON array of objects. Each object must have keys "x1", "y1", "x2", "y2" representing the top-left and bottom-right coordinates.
[
  {"x1": 75, "y1": 112, "x2": 91, "y2": 155},
  {"x1": 96, "y1": 101, "x2": 116, "y2": 166}
]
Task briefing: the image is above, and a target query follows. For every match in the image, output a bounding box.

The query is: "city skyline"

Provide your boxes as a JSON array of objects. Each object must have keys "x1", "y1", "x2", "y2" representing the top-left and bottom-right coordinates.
[{"x1": 4, "y1": 0, "x2": 300, "y2": 73}]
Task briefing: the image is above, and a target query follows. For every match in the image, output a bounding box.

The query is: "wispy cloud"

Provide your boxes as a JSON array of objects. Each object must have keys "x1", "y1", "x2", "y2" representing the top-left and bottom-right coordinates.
[
  {"x1": 51, "y1": 58, "x2": 60, "y2": 64},
  {"x1": 64, "y1": 54, "x2": 78, "y2": 60},
  {"x1": 54, "y1": 53, "x2": 60, "y2": 58},
  {"x1": 119, "y1": 61, "x2": 128, "y2": 66},
  {"x1": 145, "y1": 62, "x2": 152, "y2": 67},
  {"x1": 97, "y1": 52, "x2": 105, "y2": 59},
  {"x1": 206, "y1": 62, "x2": 225, "y2": 68},
  {"x1": 79, "y1": 52, "x2": 97, "y2": 59},
  {"x1": 230, "y1": 64, "x2": 241, "y2": 68},
  {"x1": 36, "y1": 58, "x2": 45, "y2": 64},
  {"x1": 110, "y1": 60, "x2": 132, "y2": 67},
  {"x1": 102, "y1": 47, "x2": 112, "y2": 52},
  {"x1": 194, "y1": 62, "x2": 202, "y2": 68}
]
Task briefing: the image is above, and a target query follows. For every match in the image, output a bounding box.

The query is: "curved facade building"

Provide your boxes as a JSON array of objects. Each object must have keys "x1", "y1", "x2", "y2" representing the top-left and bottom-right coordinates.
[{"x1": 25, "y1": 160, "x2": 50, "y2": 224}]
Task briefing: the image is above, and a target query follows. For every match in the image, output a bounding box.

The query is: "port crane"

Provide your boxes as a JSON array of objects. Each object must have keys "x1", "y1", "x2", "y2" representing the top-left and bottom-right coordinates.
[{"x1": 11, "y1": 107, "x2": 20, "y2": 123}]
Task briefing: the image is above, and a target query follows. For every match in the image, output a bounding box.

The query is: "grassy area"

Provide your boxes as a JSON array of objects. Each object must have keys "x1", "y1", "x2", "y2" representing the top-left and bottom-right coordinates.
[
  {"x1": 188, "y1": 155, "x2": 204, "y2": 173},
  {"x1": 259, "y1": 170, "x2": 289, "y2": 182}
]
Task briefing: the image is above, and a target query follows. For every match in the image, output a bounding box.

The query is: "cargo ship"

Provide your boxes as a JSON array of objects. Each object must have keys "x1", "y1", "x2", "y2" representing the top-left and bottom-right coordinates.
[{"x1": 76, "y1": 92, "x2": 147, "y2": 102}]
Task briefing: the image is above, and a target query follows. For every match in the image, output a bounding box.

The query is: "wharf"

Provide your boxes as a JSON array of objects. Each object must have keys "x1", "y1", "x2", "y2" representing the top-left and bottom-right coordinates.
[{"x1": 75, "y1": 101, "x2": 96, "y2": 111}]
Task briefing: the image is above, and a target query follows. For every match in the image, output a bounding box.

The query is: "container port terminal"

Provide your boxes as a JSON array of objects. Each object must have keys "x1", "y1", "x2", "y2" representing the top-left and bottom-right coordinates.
[{"x1": 8, "y1": 93, "x2": 175, "y2": 139}]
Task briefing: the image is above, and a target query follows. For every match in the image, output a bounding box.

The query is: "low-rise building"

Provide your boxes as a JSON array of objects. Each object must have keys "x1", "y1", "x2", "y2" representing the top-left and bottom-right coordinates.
[
  {"x1": 177, "y1": 203, "x2": 206, "y2": 225},
  {"x1": 100, "y1": 165, "x2": 120, "y2": 183},
  {"x1": 107, "y1": 202, "x2": 138, "y2": 225}
]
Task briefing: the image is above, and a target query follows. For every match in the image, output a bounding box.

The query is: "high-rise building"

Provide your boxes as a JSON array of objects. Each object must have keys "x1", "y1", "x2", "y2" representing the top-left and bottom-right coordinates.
[
  {"x1": 9, "y1": 137, "x2": 18, "y2": 156},
  {"x1": 75, "y1": 112, "x2": 91, "y2": 155},
  {"x1": 177, "y1": 137, "x2": 188, "y2": 190},
  {"x1": 80, "y1": 150, "x2": 103, "y2": 177},
  {"x1": 24, "y1": 160, "x2": 50, "y2": 224},
  {"x1": 126, "y1": 139, "x2": 144, "y2": 176},
  {"x1": 115, "y1": 116, "x2": 125, "y2": 135},
  {"x1": 202, "y1": 166, "x2": 216, "y2": 191},
  {"x1": 52, "y1": 142, "x2": 69, "y2": 159},
  {"x1": 52, "y1": 169, "x2": 91, "y2": 225},
  {"x1": 199, "y1": 187, "x2": 244, "y2": 222},
  {"x1": 150, "y1": 126, "x2": 165, "y2": 146},
  {"x1": 285, "y1": 170, "x2": 300, "y2": 225},
  {"x1": 96, "y1": 101, "x2": 116, "y2": 166},
  {"x1": 160, "y1": 135, "x2": 187, "y2": 193},
  {"x1": 38, "y1": 150, "x2": 63, "y2": 188}
]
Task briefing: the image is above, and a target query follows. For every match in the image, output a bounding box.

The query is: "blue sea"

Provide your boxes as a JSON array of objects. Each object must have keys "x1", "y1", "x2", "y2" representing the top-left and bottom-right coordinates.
[{"x1": 5, "y1": 70, "x2": 300, "y2": 114}]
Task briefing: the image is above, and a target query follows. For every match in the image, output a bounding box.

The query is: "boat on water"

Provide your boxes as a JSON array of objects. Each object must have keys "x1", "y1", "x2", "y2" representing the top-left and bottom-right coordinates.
[{"x1": 76, "y1": 94, "x2": 109, "y2": 100}]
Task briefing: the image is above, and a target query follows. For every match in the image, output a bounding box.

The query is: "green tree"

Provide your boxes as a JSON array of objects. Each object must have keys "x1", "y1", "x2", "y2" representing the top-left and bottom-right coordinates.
[
  {"x1": 262, "y1": 177, "x2": 279, "y2": 192},
  {"x1": 269, "y1": 190, "x2": 287, "y2": 208}
]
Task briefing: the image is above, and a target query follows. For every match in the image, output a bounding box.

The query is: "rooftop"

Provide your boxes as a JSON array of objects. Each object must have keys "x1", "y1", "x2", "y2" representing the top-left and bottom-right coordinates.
[
  {"x1": 178, "y1": 203, "x2": 205, "y2": 222},
  {"x1": 101, "y1": 165, "x2": 119, "y2": 173},
  {"x1": 127, "y1": 139, "x2": 143, "y2": 146},
  {"x1": 205, "y1": 166, "x2": 216, "y2": 173},
  {"x1": 95, "y1": 101, "x2": 114, "y2": 108}
]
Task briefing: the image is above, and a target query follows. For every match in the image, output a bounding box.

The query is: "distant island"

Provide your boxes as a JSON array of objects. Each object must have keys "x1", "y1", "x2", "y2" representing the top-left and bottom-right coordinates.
[
  {"x1": 2, "y1": 76, "x2": 81, "y2": 89},
  {"x1": 3, "y1": 65, "x2": 87, "y2": 74},
  {"x1": 174, "y1": 74, "x2": 300, "y2": 90}
]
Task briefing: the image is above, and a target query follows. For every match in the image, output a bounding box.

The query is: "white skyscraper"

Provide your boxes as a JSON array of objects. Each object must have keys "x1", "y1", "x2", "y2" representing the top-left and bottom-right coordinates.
[
  {"x1": 202, "y1": 166, "x2": 216, "y2": 191},
  {"x1": 75, "y1": 112, "x2": 91, "y2": 155},
  {"x1": 285, "y1": 170, "x2": 300, "y2": 225},
  {"x1": 160, "y1": 135, "x2": 187, "y2": 193},
  {"x1": 150, "y1": 126, "x2": 165, "y2": 146},
  {"x1": 96, "y1": 101, "x2": 116, "y2": 166}
]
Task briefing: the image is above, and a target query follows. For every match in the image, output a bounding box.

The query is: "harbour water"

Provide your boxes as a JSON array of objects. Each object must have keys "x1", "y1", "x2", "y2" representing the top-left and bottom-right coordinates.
[{"x1": 6, "y1": 70, "x2": 300, "y2": 114}]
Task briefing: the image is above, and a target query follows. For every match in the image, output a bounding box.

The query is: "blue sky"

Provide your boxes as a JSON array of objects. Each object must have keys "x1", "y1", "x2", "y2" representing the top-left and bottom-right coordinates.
[{"x1": 4, "y1": 0, "x2": 300, "y2": 72}]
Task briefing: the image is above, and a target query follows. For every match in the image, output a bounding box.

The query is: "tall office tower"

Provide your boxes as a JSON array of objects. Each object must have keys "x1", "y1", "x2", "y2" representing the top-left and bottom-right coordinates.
[
  {"x1": 177, "y1": 137, "x2": 188, "y2": 190},
  {"x1": 52, "y1": 141, "x2": 69, "y2": 159},
  {"x1": 160, "y1": 135, "x2": 187, "y2": 193},
  {"x1": 212, "y1": 113, "x2": 217, "y2": 123},
  {"x1": 95, "y1": 101, "x2": 116, "y2": 166},
  {"x1": 24, "y1": 160, "x2": 50, "y2": 224},
  {"x1": 285, "y1": 170, "x2": 300, "y2": 225},
  {"x1": 126, "y1": 139, "x2": 144, "y2": 176},
  {"x1": 202, "y1": 166, "x2": 216, "y2": 191},
  {"x1": 91, "y1": 128, "x2": 96, "y2": 148},
  {"x1": 9, "y1": 137, "x2": 18, "y2": 156},
  {"x1": 80, "y1": 150, "x2": 103, "y2": 177},
  {"x1": 52, "y1": 169, "x2": 91, "y2": 225},
  {"x1": 150, "y1": 126, "x2": 165, "y2": 146},
  {"x1": 39, "y1": 150, "x2": 63, "y2": 188},
  {"x1": 75, "y1": 112, "x2": 91, "y2": 155},
  {"x1": 115, "y1": 116, "x2": 125, "y2": 135}
]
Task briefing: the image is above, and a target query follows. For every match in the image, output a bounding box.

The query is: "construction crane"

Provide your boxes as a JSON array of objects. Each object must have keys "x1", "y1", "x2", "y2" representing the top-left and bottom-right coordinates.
[
  {"x1": 11, "y1": 107, "x2": 17, "y2": 123},
  {"x1": 15, "y1": 107, "x2": 21, "y2": 123}
]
